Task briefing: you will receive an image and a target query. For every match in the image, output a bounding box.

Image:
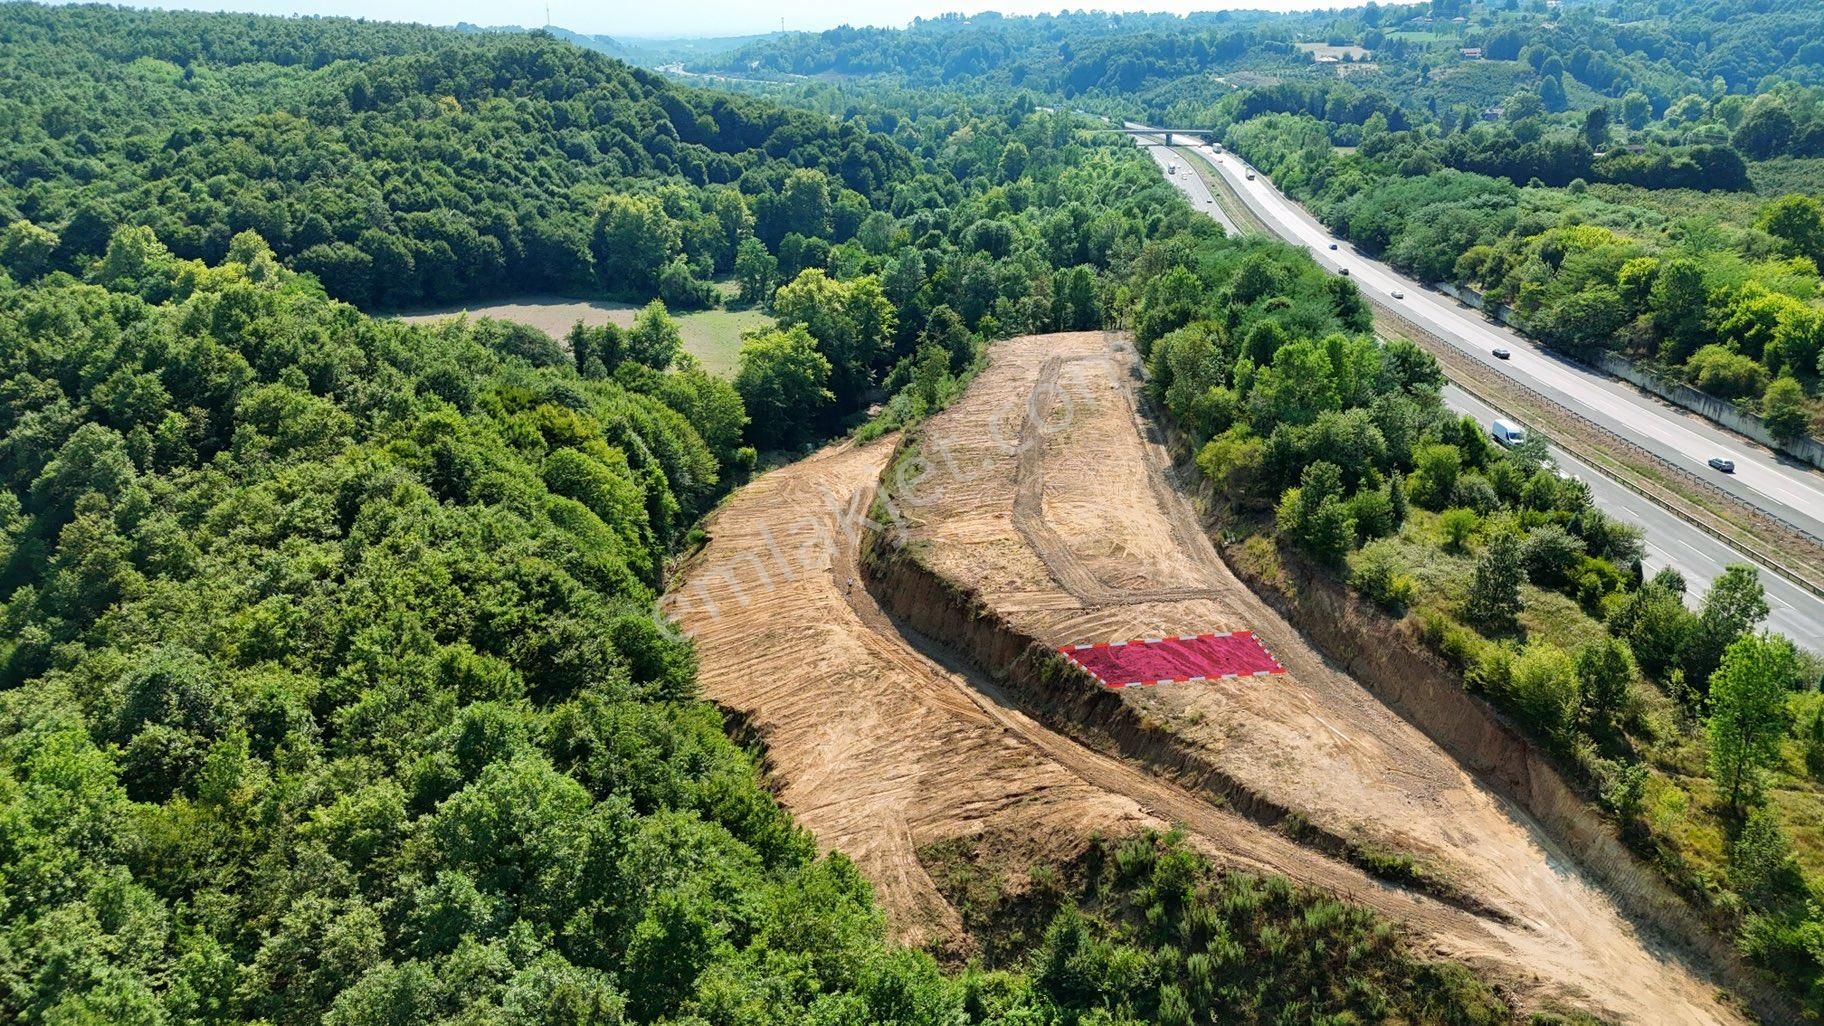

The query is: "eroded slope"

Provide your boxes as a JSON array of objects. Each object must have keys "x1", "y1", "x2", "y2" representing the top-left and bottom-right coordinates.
[{"x1": 877, "y1": 330, "x2": 1743, "y2": 1025}]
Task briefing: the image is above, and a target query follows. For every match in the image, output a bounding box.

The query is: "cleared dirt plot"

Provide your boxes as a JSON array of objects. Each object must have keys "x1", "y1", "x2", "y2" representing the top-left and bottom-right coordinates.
[
  {"x1": 663, "y1": 438, "x2": 1150, "y2": 953},
  {"x1": 875, "y1": 330, "x2": 1746, "y2": 1024},
  {"x1": 668, "y1": 437, "x2": 1520, "y2": 970}
]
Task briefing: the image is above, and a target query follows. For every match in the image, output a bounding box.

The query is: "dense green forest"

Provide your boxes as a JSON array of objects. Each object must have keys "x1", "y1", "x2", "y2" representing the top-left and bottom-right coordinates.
[
  {"x1": 0, "y1": 220, "x2": 1522, "y2": 1026},
  {"x1": 0, "y1": 6, "x2": 1544, "y2": 1024},
  {"x1": 2, "y1": 2, "x2": 1235, "y2": 436},
  {"x1": 0, "y1": 3, "x2": 911, "y2": 310},
  {"x1": 698, "y1": 0, "x2": 1824, "y2": 434},
  {"x1": 691, "y1": 10, "x2": 1282, "y2": 97}
]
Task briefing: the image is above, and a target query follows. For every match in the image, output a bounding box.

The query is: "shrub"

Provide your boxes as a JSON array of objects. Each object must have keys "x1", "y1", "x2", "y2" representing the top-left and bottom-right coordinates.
[
  {"x1": 1276, "y1": 462, "x2": 1357, "y2": 566},
  {"x1": 1508, "y1": 643, "x2": 1579, "y2": 741},
  {"x1": 1438, "y1": 507, "x2": 1480, "y2": 553},
  {"x1": 1348, "y1": 486, "x2": 1398, "y2": 541},
  {"x1": 1410, "y1": 443, "x2": 1461, "y2": 509},
  {"x1": 1575, "y1": 637, "x2": 1635, "y2": 731},
  {"x1": 1351, "y1": 539, "x2": 1417, "y2": 612},
  {"x1": 1762, "y1": 375, "x2": 1809, "y2": 440},
  {"x1": 1602, "y1": 760, "x2": 1648, "y2": 825},
  {"x1": 1452, "y1": 472, "x2": 1500, "y2": 514},
  {"x1": 1196, "y1": 426, "x2": 1265, "y2": 497},
  {"x1": 1465, "y1": 532, "x2": 1524, "y2": 631},
  {"x1": 1522, "y1": 523, "x2": 1587, "y2": 589},
  {"x1": 1686, "y1": 344, "x2": 1768, "y2": 399},
  {"x1": 1730, "y1": 809, "x2": 1803, "y2": 910}
]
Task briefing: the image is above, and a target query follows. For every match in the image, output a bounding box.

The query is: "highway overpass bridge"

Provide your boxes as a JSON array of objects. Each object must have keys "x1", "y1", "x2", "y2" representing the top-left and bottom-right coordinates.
[{"x1": 1099, "y1": 127, "x2": 1220, "y2": 145}]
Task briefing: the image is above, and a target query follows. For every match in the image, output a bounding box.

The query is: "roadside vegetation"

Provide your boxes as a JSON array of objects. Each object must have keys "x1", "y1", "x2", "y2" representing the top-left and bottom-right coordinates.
[
  {"x1": 1137, "y1": 224, "x2": 1824, "y2": 1012},
  {"x1": 1165, "y1": 2, "x2": 1824, "y2": 442},
  {"x1": 1210, "y1": 110, "x2": 1824, "y2": 444}
]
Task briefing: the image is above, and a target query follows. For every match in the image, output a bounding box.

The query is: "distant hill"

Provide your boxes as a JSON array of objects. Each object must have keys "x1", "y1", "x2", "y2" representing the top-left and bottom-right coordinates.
[{"x1": 452, "y1": 21, "x2": 772, "y2": 66}]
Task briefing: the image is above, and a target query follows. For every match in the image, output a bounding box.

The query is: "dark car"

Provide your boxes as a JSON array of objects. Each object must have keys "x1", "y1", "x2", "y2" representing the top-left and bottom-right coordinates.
[
  {"x1": 1708, "y1": 457, "x2": 1736, "y2": 473},
  {"x1": 1492, "y1": 347, "x2": 1511, "y2": 359},
  {"x1": 1337, "y1": 266, "x2": 1350, "y2": 276}
]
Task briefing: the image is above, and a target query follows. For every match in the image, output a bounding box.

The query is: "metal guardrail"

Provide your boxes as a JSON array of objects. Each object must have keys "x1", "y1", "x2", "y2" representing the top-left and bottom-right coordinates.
[{"x1": 1174, "y1": 142, "x2": 1824, "y2": 601}]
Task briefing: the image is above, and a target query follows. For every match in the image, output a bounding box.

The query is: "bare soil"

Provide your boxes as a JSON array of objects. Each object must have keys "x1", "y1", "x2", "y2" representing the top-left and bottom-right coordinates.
[{"x1": 668, "y1": 331, "x2": 1749, "y2": 1024}]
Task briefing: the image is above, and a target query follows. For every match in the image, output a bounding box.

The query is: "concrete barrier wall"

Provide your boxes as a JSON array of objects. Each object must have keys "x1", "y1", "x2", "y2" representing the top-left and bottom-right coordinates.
[
  {"x1": 1591, "y1": 352, "x2": 1824, "y2": 469},
  {"x1": 1431, "y1": 283, "x2": 1824, "y2": 470},
  {"x1": 1434, "y1": 281, "x2": 1517, "y2": 323}
]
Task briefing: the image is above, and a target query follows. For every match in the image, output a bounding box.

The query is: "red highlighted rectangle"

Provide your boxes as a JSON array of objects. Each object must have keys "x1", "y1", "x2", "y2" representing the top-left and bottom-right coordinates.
[{"x1": 1058, "y1": 631, "x2": 1285, "y2": 689}]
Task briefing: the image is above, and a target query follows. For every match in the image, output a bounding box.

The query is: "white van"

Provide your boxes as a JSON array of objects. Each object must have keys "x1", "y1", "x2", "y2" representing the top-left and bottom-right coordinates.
[
  {"x1": 1167, "y1": 161, "x2": 1178, "y2": 174},
  {"x1": 1490, "y1": 420, "x2": 1526, "y2": 446}
]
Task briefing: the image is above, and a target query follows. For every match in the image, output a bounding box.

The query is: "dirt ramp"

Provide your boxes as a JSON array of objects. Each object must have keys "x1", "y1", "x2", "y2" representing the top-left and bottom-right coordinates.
[
  {"x1": 668, "y1": 435, "x2": 1523, "y2": 992},
  {"x1": 664, "y1": 438, "x2": 1153, "y2": 953},
  {"x1": 873, "y1": 330, "x2": 1747, "y2": 1025}
]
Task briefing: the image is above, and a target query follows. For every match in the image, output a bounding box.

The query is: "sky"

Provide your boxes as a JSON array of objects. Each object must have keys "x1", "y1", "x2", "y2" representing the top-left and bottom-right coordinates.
[{"x1": 119, "y1": 0, "x2": 1337, "y2": 41}]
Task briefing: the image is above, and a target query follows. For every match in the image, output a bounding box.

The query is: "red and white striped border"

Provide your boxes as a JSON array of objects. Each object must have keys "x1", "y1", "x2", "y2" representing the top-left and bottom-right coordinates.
[{"x1": 1056, "y1": 630, "x2": 1286, "y2": 690}]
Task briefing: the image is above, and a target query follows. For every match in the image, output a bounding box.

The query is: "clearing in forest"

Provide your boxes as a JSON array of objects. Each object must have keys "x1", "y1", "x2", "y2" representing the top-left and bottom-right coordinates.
[{"x1": 396, "y1": 294, "x2": 765, "y2": 375}]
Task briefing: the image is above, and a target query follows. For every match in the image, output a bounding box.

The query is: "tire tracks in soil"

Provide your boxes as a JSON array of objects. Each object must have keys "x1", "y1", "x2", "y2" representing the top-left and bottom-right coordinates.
[{"x1": 669, "y1": 330, "x2": 1749, "y2": 1022}]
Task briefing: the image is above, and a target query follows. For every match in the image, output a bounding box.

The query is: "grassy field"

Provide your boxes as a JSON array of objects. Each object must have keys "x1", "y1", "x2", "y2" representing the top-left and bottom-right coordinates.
[{"x1": 395, "y1": 294, "x2": 768, "y2": 377}]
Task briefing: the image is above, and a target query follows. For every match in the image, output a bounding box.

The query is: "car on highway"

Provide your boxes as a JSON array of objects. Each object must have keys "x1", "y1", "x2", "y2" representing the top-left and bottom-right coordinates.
[
  {"x1": 1492, "y1": 347, "x2": 1511, "y2": 359},
  {"x1": 1708, "y1": 457, "x2": 1736, "y2": 473},
  {"x1": 1337, "y1": 266, "x2": 1350, "y2": 276},
  {"x1": 1327, "y1": 242, "x2": 1338, "y2": 250},
  {"x1": 1390, "y1": 289, "x2": 1405, "y2": 299},
  {"x1": 1245, "y1": 172, "x2": 1256, "y2": 180}
]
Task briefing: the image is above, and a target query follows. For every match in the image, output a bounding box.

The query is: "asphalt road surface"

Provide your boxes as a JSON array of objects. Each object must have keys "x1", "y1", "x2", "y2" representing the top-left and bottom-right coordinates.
[
  {"x1": 1142, "y1": 146, "x2": 1238, "y2": 235},
  {"x1": 1131, "y1": 133, "x2": 1824, "y2": 645},
  {"x1": 1443, "y1": 386, "x2": 1823, "y2": 644},
  {"x1": 1155, "y1": 129, "x2": 1824, "y2": 543}
]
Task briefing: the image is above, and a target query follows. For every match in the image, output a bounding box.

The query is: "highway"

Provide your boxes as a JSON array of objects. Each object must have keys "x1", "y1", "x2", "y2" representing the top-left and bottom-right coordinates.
[
  {"x1": 1443, "y1": 386, "x2": 1822, "y2": 643},
  {"x1": 1143, "y1": 147, "x2": 1238, "y2": 235},
  {"x1": 1128, "y1": 131, "x2": 1824, "y2": 644},
  {"x1": 1157, "y1": 130, "x2": 1824, "y2": 543}
]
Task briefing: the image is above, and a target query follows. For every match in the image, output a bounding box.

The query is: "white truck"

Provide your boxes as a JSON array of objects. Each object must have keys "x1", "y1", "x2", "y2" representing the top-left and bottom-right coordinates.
[
  {"x1": 1490, "y1": 419, "x2": 1526, "y2": 447},
  {"x1": 1167, "y1": 161, "x2": 1178, "y2": 175}
]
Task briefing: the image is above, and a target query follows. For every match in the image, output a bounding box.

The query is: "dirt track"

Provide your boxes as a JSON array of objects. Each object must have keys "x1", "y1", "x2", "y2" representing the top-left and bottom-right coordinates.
[{"x1": 667, "y1": 331, "x2": 1748, "y2": 1024}]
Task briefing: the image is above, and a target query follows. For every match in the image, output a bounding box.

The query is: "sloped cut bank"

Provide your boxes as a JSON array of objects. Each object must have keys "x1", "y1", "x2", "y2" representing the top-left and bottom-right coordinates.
[
  {"x1": 1216, "y1": 543, "x2": 1793, "y2": 1020},
  {"x1": 864, "y1": 445, "x2": 1791, "y2": 1022},
  {"x1": 859, "y1": 511, "x2": 1493, "y2": 917}
]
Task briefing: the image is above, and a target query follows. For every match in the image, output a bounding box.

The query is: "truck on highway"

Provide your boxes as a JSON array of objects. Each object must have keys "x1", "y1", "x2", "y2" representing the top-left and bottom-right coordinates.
[
  {"x1": 1490, "y1": 420, "x2": 1526, "y2": 447},
  {"x1": 1167, "y1": 161, "x2": 1178, "y2": 174}
]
